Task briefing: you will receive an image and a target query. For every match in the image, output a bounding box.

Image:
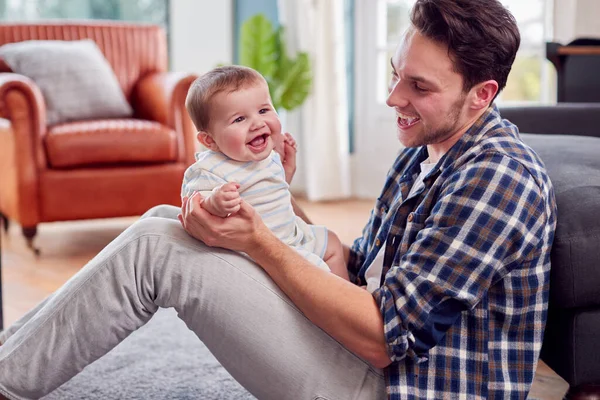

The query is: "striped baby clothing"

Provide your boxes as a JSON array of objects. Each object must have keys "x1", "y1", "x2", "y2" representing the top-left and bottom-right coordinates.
[{"x1": 182, "y1": 150, "x2": 330, "y2": 270}]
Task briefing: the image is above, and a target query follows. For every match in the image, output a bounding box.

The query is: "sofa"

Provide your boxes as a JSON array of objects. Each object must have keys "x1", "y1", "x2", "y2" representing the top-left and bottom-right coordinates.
[
  {"x1": 500, "y1": 103, "x2": 600, "y2": 399},
  {"x1": 0, "y1": 21, "x2": 198, "y2": 254}
]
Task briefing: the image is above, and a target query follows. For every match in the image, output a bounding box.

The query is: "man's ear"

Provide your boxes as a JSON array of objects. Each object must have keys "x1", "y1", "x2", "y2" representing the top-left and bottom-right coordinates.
[
  {"x1": 469, "y1": 80, "x2": 499, "y2": 110},
  {"x1": 197, "y1": 131, "x2": 219, "y2": 151}
]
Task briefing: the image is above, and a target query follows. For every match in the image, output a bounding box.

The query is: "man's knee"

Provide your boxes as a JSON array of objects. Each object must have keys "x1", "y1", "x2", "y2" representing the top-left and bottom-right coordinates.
[
  {"x1": 141, "y1": 204, "x2": 181, "y2": 220},
  {"x1": 126, "y1": 216, "x2": 184, "y2": 242},
  {"x1": 126, "y1": 216, "x2": 212, "y2": 254}
]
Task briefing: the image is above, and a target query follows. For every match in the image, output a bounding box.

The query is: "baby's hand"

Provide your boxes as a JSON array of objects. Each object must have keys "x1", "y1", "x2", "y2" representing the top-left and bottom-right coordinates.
[
  {"x1": 272, "y1": 131, "x2": 286, "y2": 159},
  {"x1": 280, "y1": 132, "x2": 297, "y2": 185},
  {"x1": 283, "y1": 132, "x2": 297, "y2": 150},
  {"x1": 205, "y1": 182, "x2": 241, "y2": 217}
]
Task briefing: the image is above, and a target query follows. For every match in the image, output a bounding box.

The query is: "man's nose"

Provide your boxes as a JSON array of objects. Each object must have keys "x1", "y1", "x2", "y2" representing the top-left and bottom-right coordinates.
[{"x1": 386, "y1": 81, "x2": 409, "y2": 109}]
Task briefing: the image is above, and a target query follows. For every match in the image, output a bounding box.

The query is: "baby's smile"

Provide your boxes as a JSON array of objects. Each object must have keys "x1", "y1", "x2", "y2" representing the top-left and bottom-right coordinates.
[{"x1": 247, "y1": 133, "x2": 271, "y2": 153}]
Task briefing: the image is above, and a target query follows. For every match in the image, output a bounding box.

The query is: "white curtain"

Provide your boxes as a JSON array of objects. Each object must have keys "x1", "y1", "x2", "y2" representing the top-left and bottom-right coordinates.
[{"x1": 278, "y1": 0, "x2": 351, "y2": 201}]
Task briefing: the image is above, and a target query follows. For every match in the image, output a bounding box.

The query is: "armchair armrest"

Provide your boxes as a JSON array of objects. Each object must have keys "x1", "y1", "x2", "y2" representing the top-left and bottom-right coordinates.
[
  {"x1": 132, "y1": 71, "x2": 198, "y2": 165},
  {"x1": 0, "y1": 72, "x2": 47, "y2": 137},
  {"x1": 0, "y1": 73, "x2": 47, "y2": 225}
]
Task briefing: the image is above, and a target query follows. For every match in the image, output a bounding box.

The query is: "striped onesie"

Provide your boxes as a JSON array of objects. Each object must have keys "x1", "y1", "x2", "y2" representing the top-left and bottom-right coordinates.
[{"x1": 182, "y1": 150, "x2": 330, "y2": 271}]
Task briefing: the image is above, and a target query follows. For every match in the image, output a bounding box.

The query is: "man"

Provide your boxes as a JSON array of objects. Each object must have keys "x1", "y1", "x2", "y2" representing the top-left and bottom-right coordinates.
[{"x1": 0, "y1": 0, "x2": 556, "y2": 399}]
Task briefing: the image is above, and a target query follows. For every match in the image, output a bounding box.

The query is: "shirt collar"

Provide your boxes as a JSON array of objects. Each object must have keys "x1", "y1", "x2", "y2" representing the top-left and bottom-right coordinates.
[
  {"x1": 434, "y1": 104, "x2": 506, "y2": 174},
  {"x1": 397, "y1": 104, "x2": 508, "y2": 184}
]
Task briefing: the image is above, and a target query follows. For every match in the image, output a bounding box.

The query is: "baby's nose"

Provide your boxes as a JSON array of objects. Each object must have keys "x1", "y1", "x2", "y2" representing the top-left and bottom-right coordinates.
[{"x1": 250, "y1": 118, "x2": 266, "y2": 130}]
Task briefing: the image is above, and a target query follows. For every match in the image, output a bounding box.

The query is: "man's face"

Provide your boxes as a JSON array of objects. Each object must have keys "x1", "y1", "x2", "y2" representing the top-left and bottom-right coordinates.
[
  {"x1": 387, "y1": 28, "x2": 470, "y2": 150},
  {"x1": 202, "y1": 81, "x2": 282, "y2": 162}
]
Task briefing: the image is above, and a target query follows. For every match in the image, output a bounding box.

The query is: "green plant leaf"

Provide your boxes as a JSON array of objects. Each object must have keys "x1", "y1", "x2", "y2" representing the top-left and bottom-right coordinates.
[
  {"x1": 273, "y1": 26, "x2": 292, "y2": 84},
  {"x1": 275, "y1": 52, "x2": 312, "y2": 111},
  {"x1": 239, "y1": 14, "x2": 277, "y2": 79},
  {"x1": 238, "y1": 13, "x2": 313, "y2": 111}
]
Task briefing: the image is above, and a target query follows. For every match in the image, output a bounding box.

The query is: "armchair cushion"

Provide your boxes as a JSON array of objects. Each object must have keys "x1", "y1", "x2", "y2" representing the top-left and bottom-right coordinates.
[
  {"x1": 0, "y1": 39, "x2": 132, "y2": 125},
  {"x1": 46, "y1": 119, "x2": 178, "y2": 168}
]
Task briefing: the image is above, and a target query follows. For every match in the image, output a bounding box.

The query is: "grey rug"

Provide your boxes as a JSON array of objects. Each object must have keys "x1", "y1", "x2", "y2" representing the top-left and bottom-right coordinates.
[{"x1": 43, "y1": 308, "x2": 255, "y2": 399}]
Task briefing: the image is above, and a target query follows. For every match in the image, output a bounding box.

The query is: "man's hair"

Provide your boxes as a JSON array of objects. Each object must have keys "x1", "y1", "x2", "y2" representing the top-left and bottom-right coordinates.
[
  {"x1": 185, "y1": 65, "x2": 265, "y2": 132},
  {"x1": 411, "y1": 0, "x2": 520, "y2": 99}
]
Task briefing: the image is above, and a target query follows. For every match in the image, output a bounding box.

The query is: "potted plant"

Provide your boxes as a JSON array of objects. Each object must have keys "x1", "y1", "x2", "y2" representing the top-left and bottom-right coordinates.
[{"x1": 238, "y1": 13, "x2": 312, "y2": 113}]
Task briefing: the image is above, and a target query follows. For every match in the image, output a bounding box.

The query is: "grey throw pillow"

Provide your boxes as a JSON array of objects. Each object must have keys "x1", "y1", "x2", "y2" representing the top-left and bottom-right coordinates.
[{"x1": 0, "y1": 39, "x2": 133, "y2": 125}]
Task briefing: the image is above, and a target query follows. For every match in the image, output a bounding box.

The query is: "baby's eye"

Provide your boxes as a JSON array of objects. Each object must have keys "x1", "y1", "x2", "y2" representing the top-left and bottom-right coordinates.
[
  {"x1": 233, "y1": 116, "x2": 245, "y2": 123},
  {"x1": 259, "y1": 108, "x2": 269, "y2": 114}
]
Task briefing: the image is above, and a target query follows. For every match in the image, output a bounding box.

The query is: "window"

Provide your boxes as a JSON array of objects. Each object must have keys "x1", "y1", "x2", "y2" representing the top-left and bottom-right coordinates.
[
  {"x1": 374, "y1": 0, "x2": 555, "y2": 104},
  {"x1": 498, "y1": 0, "x2": 555, "y2": 104},
  {"x1": 352, "y1": 0, "x2": 555, "y2": 197},
  {"x1": 0, "y1": 0, "x2": 168, "y2": 26}
]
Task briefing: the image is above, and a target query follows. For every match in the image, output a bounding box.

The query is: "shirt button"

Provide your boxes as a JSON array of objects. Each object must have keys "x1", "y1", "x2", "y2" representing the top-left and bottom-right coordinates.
[
  {"x1": 407, "y1": 213, "x2": 414, "y2": 222},
  {"x1": 375, "y1": 238, "x2": 381, "y2": 247}
]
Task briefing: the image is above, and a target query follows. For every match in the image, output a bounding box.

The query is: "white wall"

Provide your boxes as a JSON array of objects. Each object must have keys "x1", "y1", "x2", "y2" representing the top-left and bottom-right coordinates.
[
  {"x1": 554, "y1": 0, "x2": 600, "y2": 43},
  {"x1": 169, "y1": 0, "x2": 233, "y2": 74}
]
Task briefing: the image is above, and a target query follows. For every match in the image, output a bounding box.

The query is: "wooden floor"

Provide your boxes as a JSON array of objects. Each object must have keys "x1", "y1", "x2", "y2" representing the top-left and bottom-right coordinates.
[{"x1": 0, "y1": 198, "x2": 569, "y2": 399}]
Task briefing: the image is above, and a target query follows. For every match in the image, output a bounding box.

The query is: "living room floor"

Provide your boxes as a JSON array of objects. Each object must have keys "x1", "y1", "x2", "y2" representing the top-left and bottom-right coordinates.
[{"x1": 1, "y1": 198, "x2": 569, "y2": 399}]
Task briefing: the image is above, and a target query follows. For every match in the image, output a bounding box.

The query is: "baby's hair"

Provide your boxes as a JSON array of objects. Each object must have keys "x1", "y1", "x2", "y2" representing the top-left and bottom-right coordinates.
[{"x1": 185, "y1": 65, "x2": 266, "y2": 132}]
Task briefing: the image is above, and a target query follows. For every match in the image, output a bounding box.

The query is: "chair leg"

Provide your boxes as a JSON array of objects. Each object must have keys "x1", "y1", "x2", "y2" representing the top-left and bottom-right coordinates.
[
  {"x1": 0, "y1": 213, "x2": 8, "y2": 233},
  {"x1": 22, "y1": 226, "x2": 40, "y2": 256}
]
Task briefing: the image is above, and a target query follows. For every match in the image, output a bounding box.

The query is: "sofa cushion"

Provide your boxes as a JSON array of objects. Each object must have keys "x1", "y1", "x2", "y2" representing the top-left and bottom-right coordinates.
[
  {"x1": 45, "y1": 119, "x2": 178, "y2": 168},
  {"x1": 522, "y1": 134, "x2": 600, "y2": 309},
  {"x1": 0, "y1": 39, "x2": 133, "y2": 125}
]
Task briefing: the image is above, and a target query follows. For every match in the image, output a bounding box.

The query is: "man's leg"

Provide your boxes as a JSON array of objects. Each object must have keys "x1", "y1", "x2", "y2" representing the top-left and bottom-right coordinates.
[
  {"x1": 140, "y1": 204, "x2": 181, "y2": 220},
  {"x1": 0, "y1": 205, "x2": 182, "y2": 346},
  {"x1": 0, "y1": 214, "x2": 384, "y2": 399}
]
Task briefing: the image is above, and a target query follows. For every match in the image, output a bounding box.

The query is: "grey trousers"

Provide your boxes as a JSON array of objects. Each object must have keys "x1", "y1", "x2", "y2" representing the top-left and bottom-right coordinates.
[{"x1": 0, "y1": 205, "x2": 385, "y2": 400}]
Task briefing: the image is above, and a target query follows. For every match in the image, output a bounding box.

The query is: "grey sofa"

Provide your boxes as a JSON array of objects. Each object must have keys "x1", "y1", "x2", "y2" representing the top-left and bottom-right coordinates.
[{"x1": 500, "y1": 103, "x2": 600, "y2": 399}]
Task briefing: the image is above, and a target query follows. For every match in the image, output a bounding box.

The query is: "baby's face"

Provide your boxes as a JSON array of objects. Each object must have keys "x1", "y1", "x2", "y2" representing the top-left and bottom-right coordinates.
[{"x1": 203, "y1": 81, "x2": 281, "y2": 162}]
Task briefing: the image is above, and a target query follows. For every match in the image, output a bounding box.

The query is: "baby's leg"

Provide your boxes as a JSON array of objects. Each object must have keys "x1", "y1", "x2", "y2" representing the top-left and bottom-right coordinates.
[{"x1": 323, "y1": 230, "x2": 349, "y2": 281}]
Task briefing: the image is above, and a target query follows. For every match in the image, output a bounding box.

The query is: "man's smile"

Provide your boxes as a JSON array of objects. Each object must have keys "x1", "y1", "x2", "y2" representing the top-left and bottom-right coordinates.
[{"x1": 396, "y1": 111, "x2": 421, "y2": 129}]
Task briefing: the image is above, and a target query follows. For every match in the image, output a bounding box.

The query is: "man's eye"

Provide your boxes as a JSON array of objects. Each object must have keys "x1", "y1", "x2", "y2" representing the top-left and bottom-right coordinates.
[
  {"x1": 233, "y1": 116, "x2": 244, "y2": 123},
  {"x1": 414, "y1": 82, "x2": 427, "y2": 92}
]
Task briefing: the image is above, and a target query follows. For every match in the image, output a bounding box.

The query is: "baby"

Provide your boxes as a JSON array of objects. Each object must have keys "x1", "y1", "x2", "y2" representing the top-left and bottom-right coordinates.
[{"x1": 182, "y1": 65, "x2": 348, "y2": 280}]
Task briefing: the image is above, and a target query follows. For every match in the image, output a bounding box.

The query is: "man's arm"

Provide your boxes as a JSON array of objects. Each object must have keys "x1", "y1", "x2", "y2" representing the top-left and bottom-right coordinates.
[
  {"x1": 249, "y1": 229, "x2": 391, "y2": 368},
  {"x1": 179, "y1": 195, "x2": 392, "y2": 368}
]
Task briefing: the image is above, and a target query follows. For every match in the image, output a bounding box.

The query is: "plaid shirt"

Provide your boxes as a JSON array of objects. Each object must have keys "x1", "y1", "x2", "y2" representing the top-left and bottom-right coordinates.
[{"x1": 348, "y1": 106, "x2": 557, "y2": 399}]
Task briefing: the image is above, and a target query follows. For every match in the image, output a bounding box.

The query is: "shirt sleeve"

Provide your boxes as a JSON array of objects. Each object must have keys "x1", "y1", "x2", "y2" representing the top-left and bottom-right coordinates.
[
  {"x1": 372, "y1": 151, "x2": 550, "y2": 363},
  {"x1": 181, "y1": 162, "x2": 228, "y2": 199}
]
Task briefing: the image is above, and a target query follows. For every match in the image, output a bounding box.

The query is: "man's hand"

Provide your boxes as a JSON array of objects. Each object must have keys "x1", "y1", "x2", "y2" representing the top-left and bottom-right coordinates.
[
  {"x1": 178, "y1": 193, "x2": 391, "y2": 369},
  {"x1": 178, "y1": 192, "x2": 270, "y2": 253},
  {"x1": 280, "y1": 133, "x2": 297, "y2": 185},
  {"x1": 202, "y1": 182, "x2": 241, "y2": 218}
]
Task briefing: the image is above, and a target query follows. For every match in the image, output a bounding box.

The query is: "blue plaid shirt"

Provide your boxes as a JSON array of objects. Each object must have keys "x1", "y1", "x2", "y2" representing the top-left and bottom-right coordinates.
[{"x1": 348, "y1": 106, "x2": 557, "y2": 399}]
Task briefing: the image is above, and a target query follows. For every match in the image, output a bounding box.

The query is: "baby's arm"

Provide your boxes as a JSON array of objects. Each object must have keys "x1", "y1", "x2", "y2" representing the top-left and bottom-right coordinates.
[
  {"x1": 323, "y1": 230, "x2": 350, "y2": 281},
  {"x1": 201, "y1": 182, "x2": 242, "y2": 218}
]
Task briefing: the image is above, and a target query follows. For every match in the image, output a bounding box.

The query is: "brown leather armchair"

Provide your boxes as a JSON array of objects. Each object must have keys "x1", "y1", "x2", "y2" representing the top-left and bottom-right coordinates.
[{"x1": 0, "y1": 21, "x2": 198, "y2": 253}]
